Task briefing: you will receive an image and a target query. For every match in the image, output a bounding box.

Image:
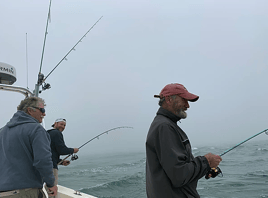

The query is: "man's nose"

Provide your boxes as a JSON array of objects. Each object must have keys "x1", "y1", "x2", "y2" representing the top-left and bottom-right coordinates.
[{"x1": 186, "y1": 101, "x2": 190, "y2": 108}]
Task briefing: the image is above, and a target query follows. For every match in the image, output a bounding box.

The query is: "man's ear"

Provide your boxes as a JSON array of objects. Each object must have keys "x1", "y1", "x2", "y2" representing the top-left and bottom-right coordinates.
[
  {"x1": 165, "y1": 96, "x2": 172, "y2": 105},
  {"x1": 27, "y1": 107, "x2": 33, "y2": 115}
]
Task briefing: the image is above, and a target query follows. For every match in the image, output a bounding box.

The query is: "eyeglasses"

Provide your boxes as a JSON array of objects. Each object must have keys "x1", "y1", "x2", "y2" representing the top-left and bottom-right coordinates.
[{"x1": 32, "y1": 107, "x2": 45, "y2": 113}]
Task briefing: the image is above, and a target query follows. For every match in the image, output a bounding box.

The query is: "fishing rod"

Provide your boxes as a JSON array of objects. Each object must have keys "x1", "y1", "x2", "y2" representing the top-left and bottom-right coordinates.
[
  {"x1": 34, "y1": 0, "x2": 52, "y2": 97},
  {"x1": 34, "y1": 0, "x2": 102, "y2": 96},
  {"x1": 42, "y1": 16, "x2": 103, "y2": 84},
  {"x1": 206, "y1": 128, "x2": 268, "y2": 179},
  {"x1": 39, "y1": 0, "x2": 52, "y2": 74},
  {"x1": 219, "y1": 129, "x2": 268, "y2": 156},
  {"x1": 57, "y1": 126, "x2": 133, "y2": 165}
]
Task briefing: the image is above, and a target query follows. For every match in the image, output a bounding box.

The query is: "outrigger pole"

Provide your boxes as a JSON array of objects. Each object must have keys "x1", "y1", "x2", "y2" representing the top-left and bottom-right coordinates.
[{"x1": 58, "y1": 126, "x2": 133, "y2": 165}]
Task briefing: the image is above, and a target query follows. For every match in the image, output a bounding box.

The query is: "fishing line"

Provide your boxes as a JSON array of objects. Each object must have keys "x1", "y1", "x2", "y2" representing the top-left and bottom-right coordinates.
[
  {"x1": 206, "y1": 128, "x2": 268, "y2": 179},
  {"x1": 57, "y1": 126, "x2": 133, "y2": 165}
]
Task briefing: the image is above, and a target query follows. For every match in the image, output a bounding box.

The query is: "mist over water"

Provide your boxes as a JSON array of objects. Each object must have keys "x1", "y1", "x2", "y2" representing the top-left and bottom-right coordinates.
[
  {"x1": 1, "y1": 2, "x2": 268, "y2": 197},
  {"x1": 58, "y1": 140, "x2": 268, "y2": 198}
]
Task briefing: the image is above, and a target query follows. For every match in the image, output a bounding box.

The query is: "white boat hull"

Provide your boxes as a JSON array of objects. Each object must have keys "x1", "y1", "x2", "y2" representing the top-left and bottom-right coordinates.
[{"x1": 43, "y1": 185, "x2": 97, "y2": 198}]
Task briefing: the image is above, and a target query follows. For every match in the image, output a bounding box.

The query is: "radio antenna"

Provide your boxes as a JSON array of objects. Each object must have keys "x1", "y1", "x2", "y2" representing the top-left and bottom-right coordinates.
[{"x1": 26, "y1": 33, "x2": 29, "y2": 89}]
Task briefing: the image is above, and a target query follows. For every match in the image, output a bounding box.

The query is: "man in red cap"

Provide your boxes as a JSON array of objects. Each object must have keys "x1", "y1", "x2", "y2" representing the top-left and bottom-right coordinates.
[{"x1": 146, "y1": 83, "x2": 222, "y2": 198}]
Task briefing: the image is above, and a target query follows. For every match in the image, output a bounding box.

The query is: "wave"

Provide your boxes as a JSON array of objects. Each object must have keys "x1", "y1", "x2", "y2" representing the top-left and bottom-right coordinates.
[
  {"x1": 59, "y1": 141, "x2": 268, "y2": 198},
  {"x1": 79, "y1": 172, "x2": 146, "y2": 198},
  {"x1": 244, "y1": 170, "x2": 268, "y2": 178},
  {"x1": 257, "y1": 147, "x2": 268, "y2": 151},
  {"x1": 83, "y1": 172, "x2": 145, "y2": 190},
  {"x1": 60, "y1": 157, "x2": 146, "y2": 177}
]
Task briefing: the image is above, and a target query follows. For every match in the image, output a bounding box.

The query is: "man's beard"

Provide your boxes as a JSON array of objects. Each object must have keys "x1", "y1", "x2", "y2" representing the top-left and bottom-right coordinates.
[
  {"x1": 176, "y1": 109, "x2": 187, "y2": 119},
  {"x1": 56, "y1": 127, "x2": 63, "y2": 132}
]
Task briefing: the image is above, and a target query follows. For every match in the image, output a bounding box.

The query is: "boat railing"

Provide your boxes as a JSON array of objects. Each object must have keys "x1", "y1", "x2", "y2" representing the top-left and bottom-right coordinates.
[{"x1": 0, "y1": 84, "x2": 33, "y2": 98}]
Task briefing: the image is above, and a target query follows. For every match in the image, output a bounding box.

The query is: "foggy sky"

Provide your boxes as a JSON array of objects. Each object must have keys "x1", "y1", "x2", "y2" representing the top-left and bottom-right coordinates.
[{"x1": 1, "y1": 0, "x2": 268, "y2": 156}]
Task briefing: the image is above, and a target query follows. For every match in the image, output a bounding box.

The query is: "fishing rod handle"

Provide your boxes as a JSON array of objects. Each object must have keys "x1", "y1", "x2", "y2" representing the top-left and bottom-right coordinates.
[{"x1": 57, "y1": 154, "x2": 71, "y2": 165}]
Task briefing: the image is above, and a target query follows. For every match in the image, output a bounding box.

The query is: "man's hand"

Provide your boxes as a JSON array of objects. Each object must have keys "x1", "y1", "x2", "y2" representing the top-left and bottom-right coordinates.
[
  {"x1": 204, "y1": 153, "x2": 222, "y2": 168},
  {"x1": 48, "y1": 185, "x2": 58, "y2": 196},
  {"x1": 62, "y1": 160, "x2": 70, "y2": 166},
  {"x1": 73, "y1": 148, "x2": 79, "y2": 153}
]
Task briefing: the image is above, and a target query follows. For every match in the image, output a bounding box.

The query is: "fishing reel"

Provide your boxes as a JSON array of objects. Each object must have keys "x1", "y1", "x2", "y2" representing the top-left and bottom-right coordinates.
[
  {"x1": 71, "y1": 154, "x2": 79, "y2": 161},
  {"x1": 37, "y1": 73, "x2": 51, "y2": 93},
  {"x1": 205, "y1": 167, "x2": 223, "y2": 179},
  {"x1": 42, "y1": 82, "x2": 51, "y2": 90}
]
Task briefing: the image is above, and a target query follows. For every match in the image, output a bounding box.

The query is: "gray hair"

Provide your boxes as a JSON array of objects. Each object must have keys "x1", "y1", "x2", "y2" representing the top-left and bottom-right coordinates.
[
  {"x1": 17, "y1": 97, "x2": 46, "y2": 113},
  {"x1": 158, "y1": 95, "x2": 177, "y2": 106}
]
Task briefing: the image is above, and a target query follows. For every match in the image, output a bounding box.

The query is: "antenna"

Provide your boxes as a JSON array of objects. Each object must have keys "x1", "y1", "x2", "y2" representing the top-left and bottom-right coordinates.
[{"x1": 26, "y1": 33, "x2": 29, "y2": 89}]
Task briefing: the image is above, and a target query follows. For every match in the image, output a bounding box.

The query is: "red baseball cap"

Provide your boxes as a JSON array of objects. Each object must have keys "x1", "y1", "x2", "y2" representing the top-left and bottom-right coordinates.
[{"x1": 154, "y1": 83, "x2": 199, "y2": 102}]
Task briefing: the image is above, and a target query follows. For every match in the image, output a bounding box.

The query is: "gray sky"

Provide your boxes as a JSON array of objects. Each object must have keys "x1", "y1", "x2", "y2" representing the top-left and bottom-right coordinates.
[{"x1": 1, "y1": 0, "x2": 268, "y2": 156}]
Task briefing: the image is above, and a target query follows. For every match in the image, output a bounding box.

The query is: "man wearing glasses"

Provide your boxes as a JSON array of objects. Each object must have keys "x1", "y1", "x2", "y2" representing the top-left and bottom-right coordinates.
[
  {"x1": 46, "y1": 118, "x2": 79, "y2": 198},
  {"x1": 0, "y1": 97, "x2": 57, "y2": 197}
]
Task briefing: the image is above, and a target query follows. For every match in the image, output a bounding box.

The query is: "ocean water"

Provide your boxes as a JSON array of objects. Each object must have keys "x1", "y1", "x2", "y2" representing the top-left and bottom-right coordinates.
[{"x1": 58, "y1": 140, "x2": 268, "y2": 198}]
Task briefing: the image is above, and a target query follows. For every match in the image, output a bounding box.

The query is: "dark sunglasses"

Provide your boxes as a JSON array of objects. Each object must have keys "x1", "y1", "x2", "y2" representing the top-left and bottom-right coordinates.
[{"x1": 32, "y1": 107, "x2": 45, "y2": 113}]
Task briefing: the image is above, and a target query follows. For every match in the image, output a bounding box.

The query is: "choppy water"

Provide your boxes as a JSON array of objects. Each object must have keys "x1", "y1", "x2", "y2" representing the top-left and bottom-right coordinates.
[{"x1": 58, "y1": 140, "x2": 268, "y2": 198}]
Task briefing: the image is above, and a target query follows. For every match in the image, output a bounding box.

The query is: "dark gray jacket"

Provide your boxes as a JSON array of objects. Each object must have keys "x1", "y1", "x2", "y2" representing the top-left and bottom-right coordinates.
[
  {"x1": 0, "y1": 111, "x2": 55, "y2": 191},
  {"x1": 146, "y1": 107, "x2": 210, "y2": 198}
]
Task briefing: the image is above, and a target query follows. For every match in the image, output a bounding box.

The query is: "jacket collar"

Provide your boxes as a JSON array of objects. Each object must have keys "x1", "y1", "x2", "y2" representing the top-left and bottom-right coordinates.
[{"x1": 156, "y1": 107, "x2": 181, "y2": 123}]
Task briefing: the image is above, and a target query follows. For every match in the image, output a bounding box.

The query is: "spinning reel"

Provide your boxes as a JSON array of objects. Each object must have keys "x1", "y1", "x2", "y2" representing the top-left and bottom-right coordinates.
[
  {"x1": 71, "y1": 154, "x2": 78, "y2": 161},
  {"x1": 205, "y1": 167, "x2": 223, "y2": 179}
]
